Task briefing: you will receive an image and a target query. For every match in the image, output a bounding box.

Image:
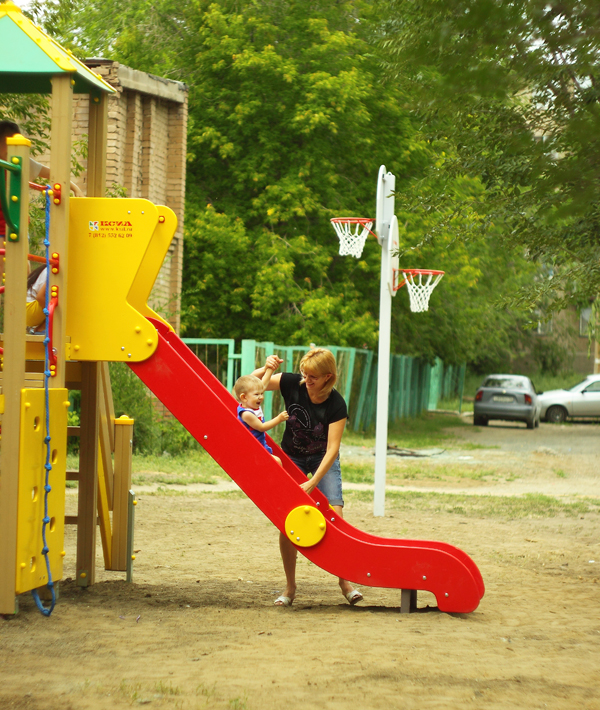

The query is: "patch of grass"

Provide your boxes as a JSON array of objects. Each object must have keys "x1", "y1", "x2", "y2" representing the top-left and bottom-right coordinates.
[
  {"x1": 132, "y1": 450, "x2": 223, "y2": 477},
  {"x1": 147, "y1": 488, "x2": 246, "y2": 499},
  {"x1": 343, "y1": 462, "x2": 375, "y2": 483},
  {"x1": 343, "y1": 460, "x2": 492, "y2": 484},
  {"x1": 118, "y1": 679, "x2": 142, "y2": 705},
  {"x1": 154, "y1": 680, "x2": 181, "y2": 695},
  {"x1": 555, "y1": 469, "x2": 567, "y2": 478},
  {"x1": 132, "y1": 471, "x2": 218, "y2": 486},
  {"x1": 344, "y1": 490, "x2": 600, "y2": 518},
  {"x1": 229, "y1": 696, "x2": 249, "y2": 710},
  {"x1": 387, "y1": 463, "x2": 490, "y2": 483},
  {"x1": 196, "y1": 683, "x2": 217, "y2": 700},
  {"x1": 345, "y1": 412, "x2": 471, "y2": 450}
]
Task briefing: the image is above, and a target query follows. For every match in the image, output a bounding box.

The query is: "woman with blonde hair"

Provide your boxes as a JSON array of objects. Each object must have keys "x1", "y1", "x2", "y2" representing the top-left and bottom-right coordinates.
[{"x1": 253, "y1": 347, "x2": 363, "y2": 607}]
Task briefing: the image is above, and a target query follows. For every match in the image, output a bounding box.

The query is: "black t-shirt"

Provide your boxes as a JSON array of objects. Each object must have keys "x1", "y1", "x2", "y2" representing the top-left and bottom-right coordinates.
[{"x1": 279, "y1": 373, "x2": 348, "y2": 457}]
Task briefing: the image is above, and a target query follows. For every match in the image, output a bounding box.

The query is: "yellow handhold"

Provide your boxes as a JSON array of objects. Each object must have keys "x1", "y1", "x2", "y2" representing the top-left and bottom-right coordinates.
[
  {"x1": 61, "y1": 551, "x2": 66, "y2": 557},
  {"x1": 131, "y1": 555, "x2": 136, "y2": 560},
  {"x1": 80, "y1": 572, "x2": 87, "y2": 578},
  {"x1": 284, "y1": 505, "x2": 327, "y2": 548},
  {"x1": 11, "y1": 157, "x2": 19, "y2": 164},
  {"x1": 135, "y1": 326, "x2": 141, "y2": 333},
  {"x1": 11, "y1": 195, "x2": 18, "y2": 202}
]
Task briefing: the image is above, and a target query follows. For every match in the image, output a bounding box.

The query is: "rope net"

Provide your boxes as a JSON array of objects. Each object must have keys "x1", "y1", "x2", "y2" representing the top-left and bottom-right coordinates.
[
  {"x1": 331, "y1": 219, "x2": 372, "y2": 259},
  {"x1": 402, "y1": 270, "x2": 444, "y2": 313}
]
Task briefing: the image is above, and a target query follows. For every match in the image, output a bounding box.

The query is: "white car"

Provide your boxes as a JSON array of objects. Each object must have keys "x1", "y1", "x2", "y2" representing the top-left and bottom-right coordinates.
[{"x1": 538, "y1": 374, "x2": 600, "y2": 423}]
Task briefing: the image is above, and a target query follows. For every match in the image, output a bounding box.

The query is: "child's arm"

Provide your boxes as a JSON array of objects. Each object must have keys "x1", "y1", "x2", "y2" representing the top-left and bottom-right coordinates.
[
  {"x1": 261, "y1": 364, "x2": 275, "y2": 390},
  {"x1": 240, "y1": 410, "x2": 289, "y2": 433}
]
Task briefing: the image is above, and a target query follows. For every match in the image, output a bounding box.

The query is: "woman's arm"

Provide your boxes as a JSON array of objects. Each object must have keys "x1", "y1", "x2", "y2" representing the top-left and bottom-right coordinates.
[
  {"x1": 299, "y1": 418, "x2": 347, "y2": 495},
  {"x1": 251, "y1": 356, "x2": 283, "y2": 391}
]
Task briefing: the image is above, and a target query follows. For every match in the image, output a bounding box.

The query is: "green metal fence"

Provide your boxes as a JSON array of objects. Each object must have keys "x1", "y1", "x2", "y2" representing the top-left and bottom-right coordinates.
[{"x1": 182, "y1": 337, "x2": 465, "y2": 432}]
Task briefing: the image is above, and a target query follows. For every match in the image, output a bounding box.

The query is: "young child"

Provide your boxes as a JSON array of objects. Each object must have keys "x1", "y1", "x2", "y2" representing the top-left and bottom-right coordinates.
[{"x1": 234, "y1": 366, "x2": 289, "y2": 465}]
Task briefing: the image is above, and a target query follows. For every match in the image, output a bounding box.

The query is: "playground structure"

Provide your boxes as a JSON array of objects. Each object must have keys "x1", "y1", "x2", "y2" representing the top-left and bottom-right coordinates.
[{"x1": 0, "y1": 2, "x2": 484, "y2": 616}]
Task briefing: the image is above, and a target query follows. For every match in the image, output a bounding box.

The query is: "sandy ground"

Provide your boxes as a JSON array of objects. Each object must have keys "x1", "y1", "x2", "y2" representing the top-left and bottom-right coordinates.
[{"x1": 2, "y1": 420, "x2": 600, "y2": 710}]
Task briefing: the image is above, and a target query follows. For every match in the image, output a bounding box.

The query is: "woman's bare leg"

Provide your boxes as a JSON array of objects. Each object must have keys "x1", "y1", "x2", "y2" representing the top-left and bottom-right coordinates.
[
  {"x1": 332, "y1": 505, "x2": 359, "y2": 597},
  {"x1": 276, "y1": 532, "x2": 297, "y2": 603}
]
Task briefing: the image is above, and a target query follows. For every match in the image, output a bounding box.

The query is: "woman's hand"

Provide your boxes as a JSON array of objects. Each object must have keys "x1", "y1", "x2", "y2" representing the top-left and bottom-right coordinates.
[
  {"x1": 265, "y1": 355, "x2": 283, "y2": 371},
  {"x1": 300, "y1": 479, "x2": 317, "y2": 495}
]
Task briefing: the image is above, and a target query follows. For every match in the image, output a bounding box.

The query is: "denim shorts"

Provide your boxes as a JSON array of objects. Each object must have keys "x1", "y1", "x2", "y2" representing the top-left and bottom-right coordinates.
[{"x1": 288, "y1": 453, "x2": 343, "y2": 507}]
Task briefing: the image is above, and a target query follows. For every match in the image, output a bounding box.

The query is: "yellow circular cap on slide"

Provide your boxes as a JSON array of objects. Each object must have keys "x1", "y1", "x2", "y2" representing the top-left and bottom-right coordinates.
[{"x1": 284, "y1": 505, "x2": 327, "y2": 547}]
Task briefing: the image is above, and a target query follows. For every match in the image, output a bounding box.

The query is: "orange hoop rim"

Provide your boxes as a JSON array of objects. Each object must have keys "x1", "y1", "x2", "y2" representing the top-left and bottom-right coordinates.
[
  {"x1": 393, "y1": 268, "x2": 445, "y2": 292},
  {"x1": 330, "y1": 217, "x2": 377, "y2": 238},
  {"x1": 398, "y1": 269, "x2": 445, "y2": 276}
]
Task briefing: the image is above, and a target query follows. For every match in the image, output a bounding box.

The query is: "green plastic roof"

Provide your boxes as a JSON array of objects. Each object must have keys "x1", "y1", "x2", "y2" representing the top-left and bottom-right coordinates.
[{"x1": 0, "y1": 1, "x2": 115, "y2": 95}]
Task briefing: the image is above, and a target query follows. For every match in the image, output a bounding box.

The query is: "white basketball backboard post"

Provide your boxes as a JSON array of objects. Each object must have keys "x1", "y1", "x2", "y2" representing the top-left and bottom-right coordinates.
[
  {"x1": 373, "y1": 167, "x2": 397, "y2": 517},
  {"x1": 375, "y1": 165, "x2": 396, "y2": 246}
]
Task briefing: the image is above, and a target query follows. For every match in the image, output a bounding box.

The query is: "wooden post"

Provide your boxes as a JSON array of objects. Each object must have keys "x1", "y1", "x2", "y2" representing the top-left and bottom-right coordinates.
[
  {"x1": 76, "y1": 361, "x2": 100, "y2": 586},
  {"x1": 87, "y1": 92, "x2": 108, "y2": 198},
  {"x1": 0, "y1": 137, "x2": 30, "y2": 615},
  {"x1": 98, "y1": 364, "x2": 114, "y2": 508},
  {"x1": 111, "y1": 416, "x2": 134, "y2": 570},
  {"x1": 49, "y1": 74, "x2": 73, "y2": 389}
]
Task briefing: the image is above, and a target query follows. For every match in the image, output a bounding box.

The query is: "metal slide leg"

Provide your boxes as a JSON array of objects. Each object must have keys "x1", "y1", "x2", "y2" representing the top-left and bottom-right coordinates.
[
  {"x1": 126, "y1": 490, "x2": 136, "y2": 583},
  {"x1": 401, "y1": 589, "x2": 418, "y2": 614}
]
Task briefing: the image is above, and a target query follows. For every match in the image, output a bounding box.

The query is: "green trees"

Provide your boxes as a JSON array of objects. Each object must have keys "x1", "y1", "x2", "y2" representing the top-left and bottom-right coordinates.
[
  {"x1": 378, "y1": 0, "x2": 600, "y2": 318},
  {"x1": 25, "y1": 0, "x2": 544, "y2": 369}
]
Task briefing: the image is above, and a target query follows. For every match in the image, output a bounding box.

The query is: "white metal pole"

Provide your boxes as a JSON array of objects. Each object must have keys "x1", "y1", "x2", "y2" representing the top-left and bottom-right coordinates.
[{"x1": 374, "y1": 232, "x2": 392, "y2": 517}]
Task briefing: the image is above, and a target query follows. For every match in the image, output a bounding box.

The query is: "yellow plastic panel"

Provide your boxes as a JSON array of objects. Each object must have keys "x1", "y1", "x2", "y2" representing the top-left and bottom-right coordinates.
[
  {"x1": 15, "y1": 388, "x2": 68, "y2": 594},
  {"x1": 127, "y1": 205, "x2": 178, "y2": 331},
  {"x1": 67, "y1": 198, "x2": 175, "y2": 361},
  {"x1": 284, "y1": 505, "x2": 327, "y2": 548}
]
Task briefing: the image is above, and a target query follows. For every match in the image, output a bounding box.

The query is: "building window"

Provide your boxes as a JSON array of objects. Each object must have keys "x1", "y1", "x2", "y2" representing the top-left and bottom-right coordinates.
[
  {"x1": 580, "y1": 307, "x2": 595, "y2": 337},
  {"x1": 533, "y1": 310, "x2": 553, "y2": 335}
]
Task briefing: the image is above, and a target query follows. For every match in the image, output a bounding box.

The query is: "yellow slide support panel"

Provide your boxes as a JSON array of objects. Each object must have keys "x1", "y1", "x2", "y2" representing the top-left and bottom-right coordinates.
[
  {"x1": 15, "y1": 389, "x2": 68, "y2": 595},
  {"x1": 66, "y1": 198, "x2": 177, "y2": 362}
]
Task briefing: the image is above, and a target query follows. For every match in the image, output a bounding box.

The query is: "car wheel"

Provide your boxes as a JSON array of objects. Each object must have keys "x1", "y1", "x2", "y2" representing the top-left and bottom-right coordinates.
[
  {"x1": 473, "y1": 415, "x2": 488, "y2": 426},
  {"x1": 546, "y1": 405, "x2": 567, "y2": 424},
  {"x1": 534, "y1": 415, "x2": 540, "y2": 428},
  {"x1": 526, "y1": 417, "x2": 535, "y2": 429}
]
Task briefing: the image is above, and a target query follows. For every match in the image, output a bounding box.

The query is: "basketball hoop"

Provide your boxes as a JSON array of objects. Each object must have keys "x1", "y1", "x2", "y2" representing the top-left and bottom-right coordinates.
[
  {"x1": 330, "y1": 218, "x2": 375, "y2": 259},
  {"x1": 395, "y1": 269, "x2": 445, "y2": 312}
]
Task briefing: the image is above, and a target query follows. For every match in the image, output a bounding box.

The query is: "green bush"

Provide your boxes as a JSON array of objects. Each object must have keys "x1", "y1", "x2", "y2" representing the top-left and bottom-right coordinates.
[
  {"x1": 157, "y1": 417, "x2": 201, "y2": 456},
  {"x1": 109, "y1": 362, "x2": 159, "y2": 453}
]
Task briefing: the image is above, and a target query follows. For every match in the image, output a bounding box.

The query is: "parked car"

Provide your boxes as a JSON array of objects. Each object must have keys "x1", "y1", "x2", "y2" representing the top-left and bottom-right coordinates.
[
  {"x1": 538, "y1": 374, "x2": 600, "y2": 423},
  {"x1": 474, "y1": 374, "x2": 540, "y2": 429}
]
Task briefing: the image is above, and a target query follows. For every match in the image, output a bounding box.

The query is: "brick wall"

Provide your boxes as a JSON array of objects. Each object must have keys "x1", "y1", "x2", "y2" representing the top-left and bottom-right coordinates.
[{"x1": 39, "y1": 60, "x2": 188, "y2": 334}]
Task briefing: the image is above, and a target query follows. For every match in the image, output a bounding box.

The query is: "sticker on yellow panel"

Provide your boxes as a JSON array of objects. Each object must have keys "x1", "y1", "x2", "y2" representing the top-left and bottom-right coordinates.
[
  {"x1": 67, "y1": 198, "x2": 174, "y2": 362},
  {"x1": 15, "y1": 388, "x2": 68, "y2": 595}
]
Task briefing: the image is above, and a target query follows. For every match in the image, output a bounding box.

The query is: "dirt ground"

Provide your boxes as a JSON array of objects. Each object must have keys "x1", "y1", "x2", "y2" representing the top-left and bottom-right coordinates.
[{"x1": 2, "y1": 419, "x2": 600, "y2": 710}]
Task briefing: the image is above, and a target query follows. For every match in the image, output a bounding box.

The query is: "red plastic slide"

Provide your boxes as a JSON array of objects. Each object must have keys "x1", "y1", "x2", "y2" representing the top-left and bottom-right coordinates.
[{"x1": 129, "y1": 320, "x2": 485, "y2": 613}]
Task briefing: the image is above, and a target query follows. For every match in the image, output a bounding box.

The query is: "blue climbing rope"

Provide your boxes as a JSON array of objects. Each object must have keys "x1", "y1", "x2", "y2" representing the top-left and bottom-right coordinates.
[{"x1": 31, "y1": 187, "x2": 56, "y2": 616}]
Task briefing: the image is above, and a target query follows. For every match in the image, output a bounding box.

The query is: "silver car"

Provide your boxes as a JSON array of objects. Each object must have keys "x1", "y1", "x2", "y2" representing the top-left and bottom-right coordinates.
[
  {"x1": 538, "y1": 374, "x2": 600, "y2": 423},
  {"x1": 474, "y1": 374, "x2": 541, "y2": 429}
]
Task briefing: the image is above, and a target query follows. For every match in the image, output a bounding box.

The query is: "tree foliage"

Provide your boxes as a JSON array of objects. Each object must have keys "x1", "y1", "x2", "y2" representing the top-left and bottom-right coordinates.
[
  {"x1": 378, "y1": 0, "x2": 600, "y2": 318},
  {"x1": 25, "y1": 0, "x2": 543, "y2": 368}
]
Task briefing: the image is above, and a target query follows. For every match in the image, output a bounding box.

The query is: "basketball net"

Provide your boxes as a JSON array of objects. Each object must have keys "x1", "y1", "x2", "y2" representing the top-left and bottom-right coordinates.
[
  {"x1": 400, "y1": 270, "x2": 445, "y2": 312},
  {"x1": 330, "y1": 218, "x2": 373, "y2": 259}
]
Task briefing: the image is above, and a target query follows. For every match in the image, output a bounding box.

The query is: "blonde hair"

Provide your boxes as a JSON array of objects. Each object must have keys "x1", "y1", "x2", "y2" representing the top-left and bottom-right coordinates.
[
  {"x1": 234, "y1": 374, "x2": 264, "y2": 402},
  {"x1": 299, "y1": 348, "x2": 337, "y2": 399}
]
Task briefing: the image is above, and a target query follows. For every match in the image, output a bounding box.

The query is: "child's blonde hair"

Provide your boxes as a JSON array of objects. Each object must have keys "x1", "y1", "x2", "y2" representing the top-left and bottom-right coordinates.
[
  {"x1": 233, "y1": 374, "x2": 264, "y2": 402},
  {"x1": 299, "y1": 348, "x2": 337, "y2": 399}
]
